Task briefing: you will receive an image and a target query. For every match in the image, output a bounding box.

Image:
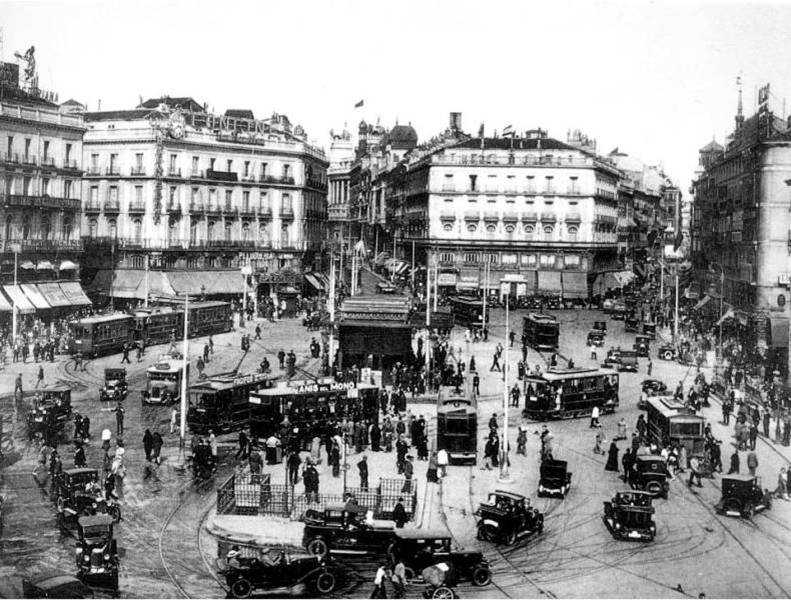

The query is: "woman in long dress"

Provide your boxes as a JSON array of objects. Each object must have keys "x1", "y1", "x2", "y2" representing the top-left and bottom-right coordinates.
[{"x1": 605, "y1": 441, "x2": 619, "y2": 471}]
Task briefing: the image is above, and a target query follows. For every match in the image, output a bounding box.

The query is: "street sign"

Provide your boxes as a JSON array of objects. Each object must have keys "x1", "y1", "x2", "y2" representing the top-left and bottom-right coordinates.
[
  {"x1": 8, "y1": 243, "x2": 20, "y2": 253},
  {"x1": 240, "y1": 265, "x2": 252, "y2": 275}
]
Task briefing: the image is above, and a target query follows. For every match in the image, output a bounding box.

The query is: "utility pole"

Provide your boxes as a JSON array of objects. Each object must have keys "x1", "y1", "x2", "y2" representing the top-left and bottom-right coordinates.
[
  {"x1": 392, "y1": 232, "x2": 397, "y2": 283},
  {"x1": 425, "y1": 260, "x2": 431, "y2": 379},
  {"x1": 11, "y1": 250, "x2": 17, "y2": 341},
  {"x1": 328, "y1": 252, "x2": 336, "y2": 370},
  {"x1": 177, "y1": 294, "x2": 189, "y2": 470},
  {"x1": 719, "y1": 267, "x2": 724, "y2": 350},
  {"x1": 674, "y1": 268, "x2": 679, "y2": 342},
  {"x1": 143, "y1": 253, "x2": 150, "y2": 308},
  {"x1": 499, "y1": 295, "x2": 511, "y2": 483},
  {"x1": 433, "y1": 252, "x2": 438, "y2": 313},
  {"x1": 482, "y1": 261, "x2": 489, "y2": 330},
  {"x1": 411, "y1": 239, "x2": 415, "y2": 290}
]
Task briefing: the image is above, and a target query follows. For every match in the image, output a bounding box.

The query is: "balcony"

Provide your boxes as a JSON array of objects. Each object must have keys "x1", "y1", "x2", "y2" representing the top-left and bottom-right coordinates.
[
  {"x1": 188, "y1": 201, "x2": 205, "y2": 213},
  {"x1": 104, "y1": 200, "x2": 120, "y2": 213},
  {"x1": 279, "y1": 207, "x2": 294, "y2": 219},
  {"x1": 40, "y1": 157, "x2": 56, "y2": 168},
  {"x1": 257, "y1": 206, "x2": 272, "y2": 218},
  {"x1": 105, "y1": 167, "x2": 120, "y2": 176},
  {"x1": 166, "y1": 202, "x2": 182, "y2": 214},
  {"x1": 0, "y1": 193, "x2": 81, "y2": 211},
  {"x1": 205, "y1": 204, "x2": 222, "y2": 215},
  {"x1": 0, "y1": 152, "x2": 19, "y2": 164},
  {"x1": 540, "y1": 212, "x2": 557, "y2": 222},
  {"x1": 259, "y1": 175, "x2": 295, "y2": 185},
  {"x1": 128, "y1": 200, "x2": 146, "y2": 213},
  {"x1": 565, "y1": 213, "x2": 582, "y2": 223},
  {"x1": 167, "y1": 168, "x2": 182, "y2": 177},
  {"x1": 239, "y1": 206, "x2": 256, "y2": 217},
  {"x1": 206, "y1": 169, "x2": 238, "y2": 183},
  {"x1": 62, "y1": 159, "x2": 81, "y2": 171},
  {"x1": 190, "y1": 169, "x2": 204, "y2": 179},
  {"x1": 130, "y1": 166, "x2": 146, "y2": 176},
  {"x1": 306, "y1": 179, "x2": 327, "y2": 191},
  {"x1": 21, "y1": 155, "x2": 37, "y2": 166},
  {"x1": 85, "y1": 167, "x2": 101, "y2": 176},
  {"x1": 84, "y1": 201, "x2": 101, "y2": 214},
  {"x1": 1, "y1": 238, "x2": 83, "y2": 253},
  {"x1": 223, "y1": 206, "x2": 239, "y2": 217}
]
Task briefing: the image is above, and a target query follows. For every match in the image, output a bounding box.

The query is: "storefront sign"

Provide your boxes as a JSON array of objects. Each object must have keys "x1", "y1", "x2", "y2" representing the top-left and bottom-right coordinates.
[
  {"x1": 437, "y1": 273, "x2": 457, "y2": 286},
  {"x1": 296, "y1": 381, "x2": 356, "y2": 393}
]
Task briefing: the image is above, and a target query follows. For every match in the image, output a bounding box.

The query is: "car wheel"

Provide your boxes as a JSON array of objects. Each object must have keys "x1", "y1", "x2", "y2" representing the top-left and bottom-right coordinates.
[
  {"x1": 478, "y1": 523, "x2": 497, "y2": 542},
  {"x1": 505, "y1": 530, "x2": 517, "y2": 546},
  {"x1": 314, "y1": 571, "x2": 336, "y2": 595},
  {"x1": 56, "y1": 496, "x2": 64, "y2": 511},
  {"x1": 472, "y1": 566, "x2": 492, "y2": 586},
  {"x1": 307, "y1": 537, "x2": 329, "y2": 559},
  {"x1": 723, "y1": 497, "x2": 741, "y2": 514},
  {"x1": 663, "y1": 351, "x2": 673, "y2": 361},
  {"x1": 646, "y1": 481, "x2": 663, "y2": 495},
  {"x1": 432, "y1": 585, "x2": 455, "y2": 599},
  {"x1": 743, "y1": 502, "x2": 755, "y2": 519},
  {"x1": 404, "y1": 566, "x2": 416, "y2": 582},
  {"x1": 230, "y1": 577, "x2": 252, "y2": 599},
  {"x1": 110, "y1": 505, "x2": 121, "y2": 523}
]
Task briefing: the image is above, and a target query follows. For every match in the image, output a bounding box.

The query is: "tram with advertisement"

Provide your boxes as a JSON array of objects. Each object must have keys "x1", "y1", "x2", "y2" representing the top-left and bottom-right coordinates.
[
  {"x1": 143, "y1": 354, "x2": 189, "y2": 405},
  {"x1": 187, "y1": 372, "x2": 275, "y2": 434},
  {"x1": 522, "y1": 367, "x2": 619, "y2": 420},
  {"x1": 248, "y1": 379, "x2": 380, "y2": 445},
  {"x1": 436, "y1": 385, "x2": 477, "y2": 465},
  {"x1": 448, "y1": 296, "x2": 488, "y2": 328},
  {"x1": 522, "y1": 312, "x2": 560, "y2": 351},
  {"x1": 70, "y1": 301, "x2": 232, "y2": 357},
  {"x1": 645, "y1": 396, "x2": 706, "y2": 455}
]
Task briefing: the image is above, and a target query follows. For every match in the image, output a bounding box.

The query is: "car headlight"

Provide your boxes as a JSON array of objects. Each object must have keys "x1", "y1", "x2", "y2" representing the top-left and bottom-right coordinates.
[
  {"x1": 104, "y1": 553, "x2": 110, "y2": 561},
  {"x1": 84, "y1": 555, "x2": 90, "y2": 562},
  {"x1": 614, "y1": 522, "x2": 620, "y2": 529}
]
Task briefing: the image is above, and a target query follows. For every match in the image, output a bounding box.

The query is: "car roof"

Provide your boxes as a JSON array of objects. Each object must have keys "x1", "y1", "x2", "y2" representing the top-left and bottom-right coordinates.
[
  {"x1": 393, "y1": 528, "x2": 450, "y2": 540},
  {"x1": 78, "y1": 514, "x2": 114, "y2": 527},
  {"x1": 541, "y1": 459, "x2": 568, "y2": 469},
  {"x1": 635, "y1": 455, "x2": 665, "y2": 462},
  {"x1": 723, "y1": 474, "x2": 757, "y2": 483},
  {"x1": 64, "y1": 468, "x2": 98, "y2": 476},
  {"x1": 27, "y1": 572, "x2": 94, "y2": 596},
  {"x1": 489, "y1": 490, "x2": 526, "y2": 500},
  {"x1": 40, "y1": 386, "x2": 71, "y2": 393},
  {"x1": 325, "y1": 503, "x2": 367, "y2": 514}
]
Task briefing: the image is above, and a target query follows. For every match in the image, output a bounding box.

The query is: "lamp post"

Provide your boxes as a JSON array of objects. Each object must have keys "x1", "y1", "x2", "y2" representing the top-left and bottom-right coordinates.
[
  {"x1": 711, "y1": 262, "x2": 725, "y2": 351},
  {"x1": 498, "y1": 295, "x2": 511, "y2": 483}
]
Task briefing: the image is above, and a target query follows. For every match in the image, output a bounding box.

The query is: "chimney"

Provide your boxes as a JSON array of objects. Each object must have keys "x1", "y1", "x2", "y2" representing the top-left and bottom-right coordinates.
[{"x1": 449, "y1": 112, "x2": 462, "y2": 132}]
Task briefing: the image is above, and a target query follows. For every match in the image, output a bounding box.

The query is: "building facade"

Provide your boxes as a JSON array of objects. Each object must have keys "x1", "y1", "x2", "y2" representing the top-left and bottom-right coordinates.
[
  {"x1": 327, "y1": 125, "x2": 354, "y2": 250},
  {"x1": 691, "y1": 93, "x2": 791, "y2": 379},
  {"x1": 80, "y1": 97, "x2": 328, "y2": 301},
  {"x1": 0, "y1": 61, "x2": 87, "y2": 315}
]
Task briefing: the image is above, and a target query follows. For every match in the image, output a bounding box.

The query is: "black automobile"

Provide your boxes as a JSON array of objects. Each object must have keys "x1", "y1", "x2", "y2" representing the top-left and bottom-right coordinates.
[
  {"x1": 388, "y1": 529, "x2": 491, "y2": 587},
  {"x1": 475, "y1": 490, "x2": 544, "y2": 546},
  {"x1": 26, "y1": 388, "x2": 72, "y2": 440},
  {"x1": 628, "y1": 456, "x2": 670, "y2": 498},
  {"x1": 587, "y1": 330, "x2": 606, "y2": 347},
  {"x1": 602, "y1": 491, "x2": 656, "y2": 542},
  {"x1": 641, "y1": 322, "x2": 657, "y2": 339},
  {"x1": 303, "y1": 504, "x2": 395, "y2": 559},
  {"x1": 75, "y1": 515, "x2": 119, "y2": 596},
  {"x1": 624, "y1": 317, "x2": 640, "y2": 333},
  {"x1": 55, "y1": 468, "x2": 121, "y2": 529},
  {"x1": 192, "y1": 442, "x2": 217, "y2": 479},
  {"x1": 610, "y1": 302, "x2": 627, "y2": 320},
  {"x1": 715, "y1": 475, "x2": 772, "y2": 519},
  {"x1": 603, "y1": 349, "x2": 638, "y2": 372},
  {"x1": 641, "y1": 379, "x2": 667, "y2": 395},
  {"x1": 592, "y1": 320, "x2": 607, "y2": 332},
  {"x1": 657, "y1": 344, "x2": 677, "y2": 361},
  {"x1": 218, "y1": 549, "x2": 340, "y2": 598},
  {"x1": 538, "y1": 459, "x2": 572, "y2": 498},
  {"x1": 634, "y1": 334, "x2": 651, "y2": 358},
  {"x1": 21, "y1": 572, "x2": 94, "y2": 598},
  {"x1": 99, "y1": 369, "x2": 127, "y2": 403}
]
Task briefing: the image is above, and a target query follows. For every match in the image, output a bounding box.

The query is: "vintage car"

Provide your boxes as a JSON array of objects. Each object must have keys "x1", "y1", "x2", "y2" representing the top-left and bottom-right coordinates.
[
  {"x1": 641, "y1": 322, "x2": 657, "y2": 339},
  {"x1": 217, "y1": 549, "x2": 340, "y2": 598},
  {"x1": 587, "y1": 330, "x2": 606, "y2": 347},
  {"x1": 610, "y1": 302, "x2": 628, "y2": 320},
  {"x1": 602, "y1": 491, "x2": 656, "y2": 542},
  {"x1": 99, "y1": 369, "x2": 127, "y2": 403},
  {"x1": 602, "y1": 298, "x2": 615, "y2": 312},
  {"x1": 54, "y1": 468, "x2": 121, "y2": 528},
  {"x1": 303, "y1": 504, "x2": 395, "y2": 559},
  {"x1": 592, "y1": 320, "x2": 607, "y2": 332},
  {"x1": 538, "y1": 459, "x2": 572, "y2": 498},
  {"x1": 657, "y1": 344, "x2": 678, "y2": 361},
  {"x1": 624, "y1": 317, "x2": 640, "y2": 333},
  {"x1": 192, "y1": 442, "x2": 217, "y2": 480},
  {"x1": 603, "y1": 349, "x2": 638, "y2": 372},
  {"x1": 26, "y1": 388, "x2": 72, "y2": 440},
  {"x1": 641, "y1": 379, "x2": 668, "y2": 395},
  {"x1": 634, "y1": 334, "x2": 651, "y2": 358},
  {"x1": 376, "y1": 282, "x2": 399, "y2": 295},
  {"x1": 715, "y1": 475, "x2": 772, "y2": 519},
  {"x1": 21, "y1": 572, "x2": 95, "y2": 598},
  {"x1": 75, "y1": 515, "x2": 119, "y2": 595},
  {"x1": 475, "y1": 490, "x2": 544, "y2": 545},
  {"x1": 388, "y1": 529, "x2": 491, "y2": 586},
  {"x1": 628, "y1": 455, "x2": 670, "y2": 498}
]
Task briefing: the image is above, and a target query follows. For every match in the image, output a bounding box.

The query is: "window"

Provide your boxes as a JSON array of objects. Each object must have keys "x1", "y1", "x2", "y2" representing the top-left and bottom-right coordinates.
[
  {"x1": 210, "y1": 158, "x2": 216, "y2": 170},
  {"x1": 567, "y1": 225, "x2": 579, "y2": 240},
  {"x1": 65, "y1": 143, "x2": 72, "y2": 163},
  {"x1": 485, "y1": 223, "x2": 497, "y2": 233},
  {"x1": 243, "y1": 191, "x2": 250, "y2": 211},
  {"x1": 168, "y1": 221, "x2": 178, "y2": 244},
  {"x1": 526, "y1": 176, "x2": 535, "y2": 193},
  {"x1": 135, "y1": 153, "x2": 143, "y2": 169},
  {"x1": 225, "y1": 189, "x2": 232, "y2": 209},
  {"x1": 564, "y1": 254, "x2": 580, "y2": 267},
  {"x1": 42, "y1": 178, "x2": 50, "y2": 196},
  {"x1": 244, "y1": 161, "x2": 250, "y2": 177},
  {"x1": 133, "y1": 219, "x2": 142, "y2": 241},
  {"x1": 109, "y1": 186, "x2": 118, "y2": 204},
  {"x1": 524, "y1": 224, "x2": 535, "y2": 235},
  {"x1": 504, "y1": 223, "x2": 516, "y2": 233},
  {"x1": 65, "y1": 180, "x2": 72, "y2": 198},
  {"x1": 259, "y1": 192, "x2": 269, "y2": 211},
  {"x1": 281, "y1": 224, "x2": 290, "y2": 246},
  {"x1": 283, "y1": 164, "x2": 291, "y2": 179},
  {"x1": 190, "y1": 220, "x2": 198, "y2": 244},
  {"x1": 259, "y1": 222, "x2": 269, "y2": 243},
  {"x1": 484, "y1": 253, "x2": 498, "y2": 264},
  {"x1": 539, "y1": 254, "x2": 555, "y2": 268},
  {"x1": 22, "y1": 176, "x2": 31, "y2": 195},
  {"x1": 192, "y1": 156, "x2": 199, "y2": 174},
  {"x1": 521, "y1": 254, "x2": 536, "y2": 267},
  {"x1": 90, "y1": 186, "x2": 99, "y2": 204},
  {"x1": 261, "y1": 162, "x2": 267, "y2": 178},
  {"x1": 466, "y1": 222, "x2": 477, "y2": 233},
  {"x1": 108, "y1": 219, "x2": 117, "y2": 239},
  {"x1": 543, "y1": 225, "x2": 554, "y2": 240},
  {"x1": 242, "y1": 222, "x2": 250, "y2": 241},
  {"x1": 443, "y1": 222, "x2": 454, "y2": 232},
  {"x1": 209, "y1": 188, "x2": 217, "y2": 208},
  {"x1": 135, "y1": 185, "x2": 143, "y2": 205},
  {"x1": 224, "y1": 221, "x2": 232, "y2": 241},
  {"x1": 439, "y1": 252, "x2": 454, "y2": 263},
  {"x1": 227, "y1": 159, "x2": 233, "y2": 172},
  {"x1": 501, "y1": 254, "x2": 517, "y2": 265},
  {"x1": 486, "y1": 174, "x2": 498, "y2": 192},
  {"x1": 6, "y1": 136, "x2": 12, "y2": 157},
  {"x1": 442, "y1": 174, "x2": 455, "y2": 192},
  {"x1": 24, "y1": 138, "x2": 31, "y2": 160},
  {"x1": 110, "y1": 153, "x2": 118, "y2": 172},
  {"x1": 544, "y1": 176, "x2": 554, "y2": 193},
  {"x1": 90, "y1": 153, "x2": 99, "y2": 171},
  {"x1": 464, "y1": 252, "x2": 478, "y2": 264},
  {"x1": 207, "y1": 221, "x2": 215, "y2": 241},
  {"x1": 568, "y1": 176, "x2": 579, "y2": 194},
  {"x1": 88, "y1": 218, "x2": 97, "y2": 238},
  {"x1": 62, "y1": 216, "x2": 71, "y2": 240},
  {"x1": 469, "y1": 174, "x2": 477, "y2": 191},
  {"x1": 41, "y1": 216, "x2": 50, "y2": 239},
  {"x1": 282, "y1": 193, "x2": 292, "y2": 212},
  {"x1": 43, "y1": 140, "x2": 50, "y2": 160},
  {"x1": 2, "y1": 215, "x2": 10, "y2": 239}
]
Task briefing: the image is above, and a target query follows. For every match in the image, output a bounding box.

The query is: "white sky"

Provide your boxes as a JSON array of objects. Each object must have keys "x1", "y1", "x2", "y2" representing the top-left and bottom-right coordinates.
[{"x1": 2, "y1": 0, "x2": 791, "y2": 193}]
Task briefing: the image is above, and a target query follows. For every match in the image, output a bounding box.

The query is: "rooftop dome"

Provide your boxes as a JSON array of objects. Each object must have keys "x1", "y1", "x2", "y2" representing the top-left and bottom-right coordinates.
[{"x1": 382, "y1": 124, "x2": 418, "y2": 150}]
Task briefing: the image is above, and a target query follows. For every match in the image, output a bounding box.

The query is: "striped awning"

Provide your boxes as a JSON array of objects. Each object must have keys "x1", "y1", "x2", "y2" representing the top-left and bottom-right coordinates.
[
  {"x1": 59, "y1": 282, "x2": 92, "y2": 306},
  {"x1": 37, "y1": 282, "x2": 72, "y2": 307},
  {"x1": 21, "y1": 284, "x2": 51, "y2": 309},
  {"x1": 0, "y1": 289, "x2": 12, "y2": 311},
  {"x1": 3, "y1": 285, "x2": 35, "y2": 313}
]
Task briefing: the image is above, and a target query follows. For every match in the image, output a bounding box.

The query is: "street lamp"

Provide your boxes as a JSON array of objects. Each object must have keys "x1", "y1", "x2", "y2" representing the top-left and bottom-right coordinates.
[{"x1": 710, "y1": 262, "x2": 725, "y2": 351}]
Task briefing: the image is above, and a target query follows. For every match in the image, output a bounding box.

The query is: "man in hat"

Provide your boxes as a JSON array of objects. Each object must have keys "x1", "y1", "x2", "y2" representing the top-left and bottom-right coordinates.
[
  {"x1": 358, "y1": 454, "x2": 369, "y2": 490},
  {"x1": 392, "y1": 497, "x2": 407, "y2": 528},
  {"x1": 226, "y1": 545, "x2": 242, "y2": 569},
  {"x1": 402, "y1": 455, "x2": 414, "y2": 493}
]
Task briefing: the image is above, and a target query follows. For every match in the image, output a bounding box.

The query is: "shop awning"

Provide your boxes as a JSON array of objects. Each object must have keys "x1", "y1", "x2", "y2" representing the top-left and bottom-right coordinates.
[
  {"x1": 164, "y1": 270, "x2": 244, "y2": 296},
  {"x1": 304, "y1": 273, "x2": 325, "y2": 292},
  {"x1": 3, "y1": 285, "x2": 35, "y2": 313},
  {"x1": 613, "y1": 271, "x2": 635, "y2": 287},
  {"x1": 21, "y1": 284, "x2": 51, "y2": 309},
  {"x1": 37, "y1": 282, "x2": 72, "y2": 307},
  {"x1": 19, "y1": 261, "x2": 35, "y2": 270},
  {"x1": 479, "y1": 271, "x2": 500, "y2": 289},
  {"x1": 693, "y1": 295, "x2": 711, "y2": 311},
  {"x1": 770, "y1": 318, "x2": 789, "y2": 348},
  {"x1": 522, "y1": 270, "x2": 537, "y2": 293},
  {"x1": 36, "y1": 260, "x2": 55, "y2": 271},
  {"x1": 0, "y1": 289, "x2": 12, "y2": 311},
  {"x1": 59, "y1": 282, "x2": 92, "y2": 306},
  {"x1": 537, "y1": 271, "x2": 562, "y2": 295},
  {"x1": 634, "y1": 263, "x2": 645, "y2": 277},
  {"x1": 59, "y1": 260, "x2": 78, "y2": 271},
  {"x1": 315, "y1": 273, "x2": 330, "y2": 289},
  {"x1": 562, "y1": 271, "x2": 588, "y2": 299}
]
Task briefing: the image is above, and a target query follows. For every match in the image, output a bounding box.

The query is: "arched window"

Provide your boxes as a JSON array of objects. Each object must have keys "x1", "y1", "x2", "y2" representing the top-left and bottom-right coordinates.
[
  {"x1": 259, "y1": 222, "x2": 269, "y2": 244},
  {"x1": 504, "y1": 223, "x2": 516, "y2": 234},
  {"x1": 88, "y1": 218, "x2": 98, "y2": 238},
  {"x1": 168, "y1": 220, "x2": 178, "y2": 244},
  {"x1": 207, "y1": 221, "x2": 215, "y2": 241},
  {"x1": 567, "y1": 225, "x2": 578, "y2": 241},
  {"x1": 224, "y1": 221, "x2": 232, "y2": 242},
  {"x1": 466, "y1": 223, "x2": 477, "y2": 233},
  {"x1": 133, "y1": 218, "x2": 142, "y2": 242},
  {"x1": 543, "y1": 225, "x2": 554, "y2": 241},
  {"x1": 485, "y1": 223, "x2": 497, "y2": 233},
  {"x1": 22, "y1": 216, "x2": 31, "y2": 239},
  {"x1": 442, "y1": 222, "x2": 453, "y2": 232},
  {"x1": 4, "y1": 215, "x2": 12, "y2": 239},
  {"x1": 108, "y1": 219, "x2": 117, "y2": 239}
]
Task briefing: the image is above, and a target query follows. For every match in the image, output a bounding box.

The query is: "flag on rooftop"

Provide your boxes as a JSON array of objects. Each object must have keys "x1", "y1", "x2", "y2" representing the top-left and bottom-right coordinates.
[
  {"x1": 354, "y1": 99, "x2": 364, "y2": 108},
  {"x1": 502, "y1": 124, "x2": 514, "y2": 138}
]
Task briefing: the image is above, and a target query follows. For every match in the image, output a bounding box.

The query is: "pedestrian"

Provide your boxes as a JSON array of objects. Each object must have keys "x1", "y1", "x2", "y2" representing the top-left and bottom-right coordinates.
[
  {"x1": 605, "y1": 441, "x2": 619, "y2": 471},
  {"x1": 277, "y1": 349, "x2": 286, "y2": 369},
  {"x1": 73, "y1": 441, "x2": 86, "y2": 468},
  {"x1": 35, "y1": 365, "x2": 44, "y2": 388},
  {"x1": 593, "y1": 425, "x2": 606, "y2": 455},
  {"x1": 509, "y1": 330, "x2": 516, "y2": 347},
  {"x1": 203, "y1": 343, "x2": 210, "y2": 363},
  {"x1": 687, "y1": 455, "x2": 703, "y2": 488},
  {"x1": 763, "y1": 409, "x2": 771, "y2": 438},
  {"x1": 437, "y1": 447, "x2": 448, "y2": 478},
  {"x1": 402, "y1": 455, "x2": 414, "y2": 493},
  {"x1": 746, "y1": 450, "x2": 758, "y2": 476},
  {"x1": 647, "y1": 358, "x2": 653, "y2": 376},
  {"x1": 208, "y1": 430, "x2": 218, "y2": 459},
  {"x1": 32, "y1": 441, "x2": 53, "y2": 477},
  {"x1": 372, "y1": 561, "x2": 389, "y2": 599},
  {"x1": 236, "y1": 430, "x2": 249, "y2": 460},
  {"x1": 288, "y1": 451, "x2": 301, "y2": 486},
  {"x1": 209, "y1": 336, "x2": 214, "y2": 355},
  {"x1": 170, "y1": 406, "x2": 179, "y2": 434},
  {"x1": 615, "y1": 417, "x2": 627, "y2": 441},
  {"x1": 248, "y1": 445, "x2": 263, "y2": 479},
  {"x1": 427, "y1": 451, "x2": 439, "y2": 483},
  {"x1": 472, "y1": 372, "x2": 480, "y2": 396},
  {"x1": 143, "y1": 429, "x2": 153, "y2": 462},
  {"x1": 391, "y1": 557, "x2": 406, "y2": 599},
  {"x1": 255, "y1": 324, "x2": 261, "y2": 340},
  {"x1": 121, "y1": 343, "x2": 130, "y2": 364},
  {"x1": 196, "y1": 356, "x2": 205, "y2": 377},
  {"x1": 14, "y1": 372, "x2": 23, "y2": 398},
  {"x1": 136, "y1": 344, "x2": 143, "y2": 362},
  {"x1": 151, "y1": 431, "x2": 163, "y2": 464},
  {"x1": 113, "y1": 401, "x2": 125, "y2": 436},
  {"x1": 358, "y1": 454, "x2": 369, "y2": 490},
  {"x1": 392, "y1": 497, "x2": 407, "y2": 528},
  {"x1": 590, "y1": 405, "x2": 600, "y2": 428},
  {"x1": 774, "y1": 467, "x2": 788, "y2": 500},
  {"x1": 490, "y1": 351, "x2": 501, "y2": 372}
]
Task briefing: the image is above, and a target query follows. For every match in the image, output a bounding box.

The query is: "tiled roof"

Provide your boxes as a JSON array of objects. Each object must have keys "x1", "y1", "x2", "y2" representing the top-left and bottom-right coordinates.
[
  {"x1": 225, "y1": 109, "x2": 255, "y2": 119},
  {"x1": 84, "y1": 109, "x2": 159, "y2": 121},
  {"x1": 452, "y1": 136, "x2": 577, "y2": 152}
]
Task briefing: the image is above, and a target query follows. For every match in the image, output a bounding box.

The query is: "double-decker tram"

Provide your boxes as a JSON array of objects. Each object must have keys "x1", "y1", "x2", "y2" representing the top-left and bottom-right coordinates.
[
  {"x1": 248, "y1": 379, "x2": 380, "y2": 445},
  {"x1": 645, "y1": 396, "x2": 706, "y2": 455},
  {"x1": 436, "y1": 384, "x2": 477, "y2": 464},
  {"x1": 522, "y1": 367, "x2": 619, "y2": 420},
  {"x1": 187, "y1": 372, "x2": 275, "y2": 434},
  {"x1": 448, "y1": 296, "x2": 489, "y2": 328},
  {"x1": 522, "y1": 312, "x2": 559, "y2": 351}
]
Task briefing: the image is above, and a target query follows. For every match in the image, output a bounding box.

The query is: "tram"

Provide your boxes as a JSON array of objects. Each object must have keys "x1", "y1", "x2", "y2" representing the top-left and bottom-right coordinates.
[
  {"x1": 645, "y1": 396, "x2": 706, "y2": 455},
  {"x1": 248, "y1": 379, "x2": 380, "y2": 445},
  {"x1": 522, "y1": 312, "x2": 559, "y2": 351},
  {"x1": 187, "y1": 372, "x2": 275, "y2": 434},
  {"x1": 436, "y1": 385, "x2": 477, "y2": 464},
  {"x1": 448, "y1": 296, "x2": 488, "y2": 328},
  {"x1": 522, "y1": 367, "x2": 619, "y2": 420},
  {"x1": 69, "y1": 301, "x2": 231, "y2": 357}
]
